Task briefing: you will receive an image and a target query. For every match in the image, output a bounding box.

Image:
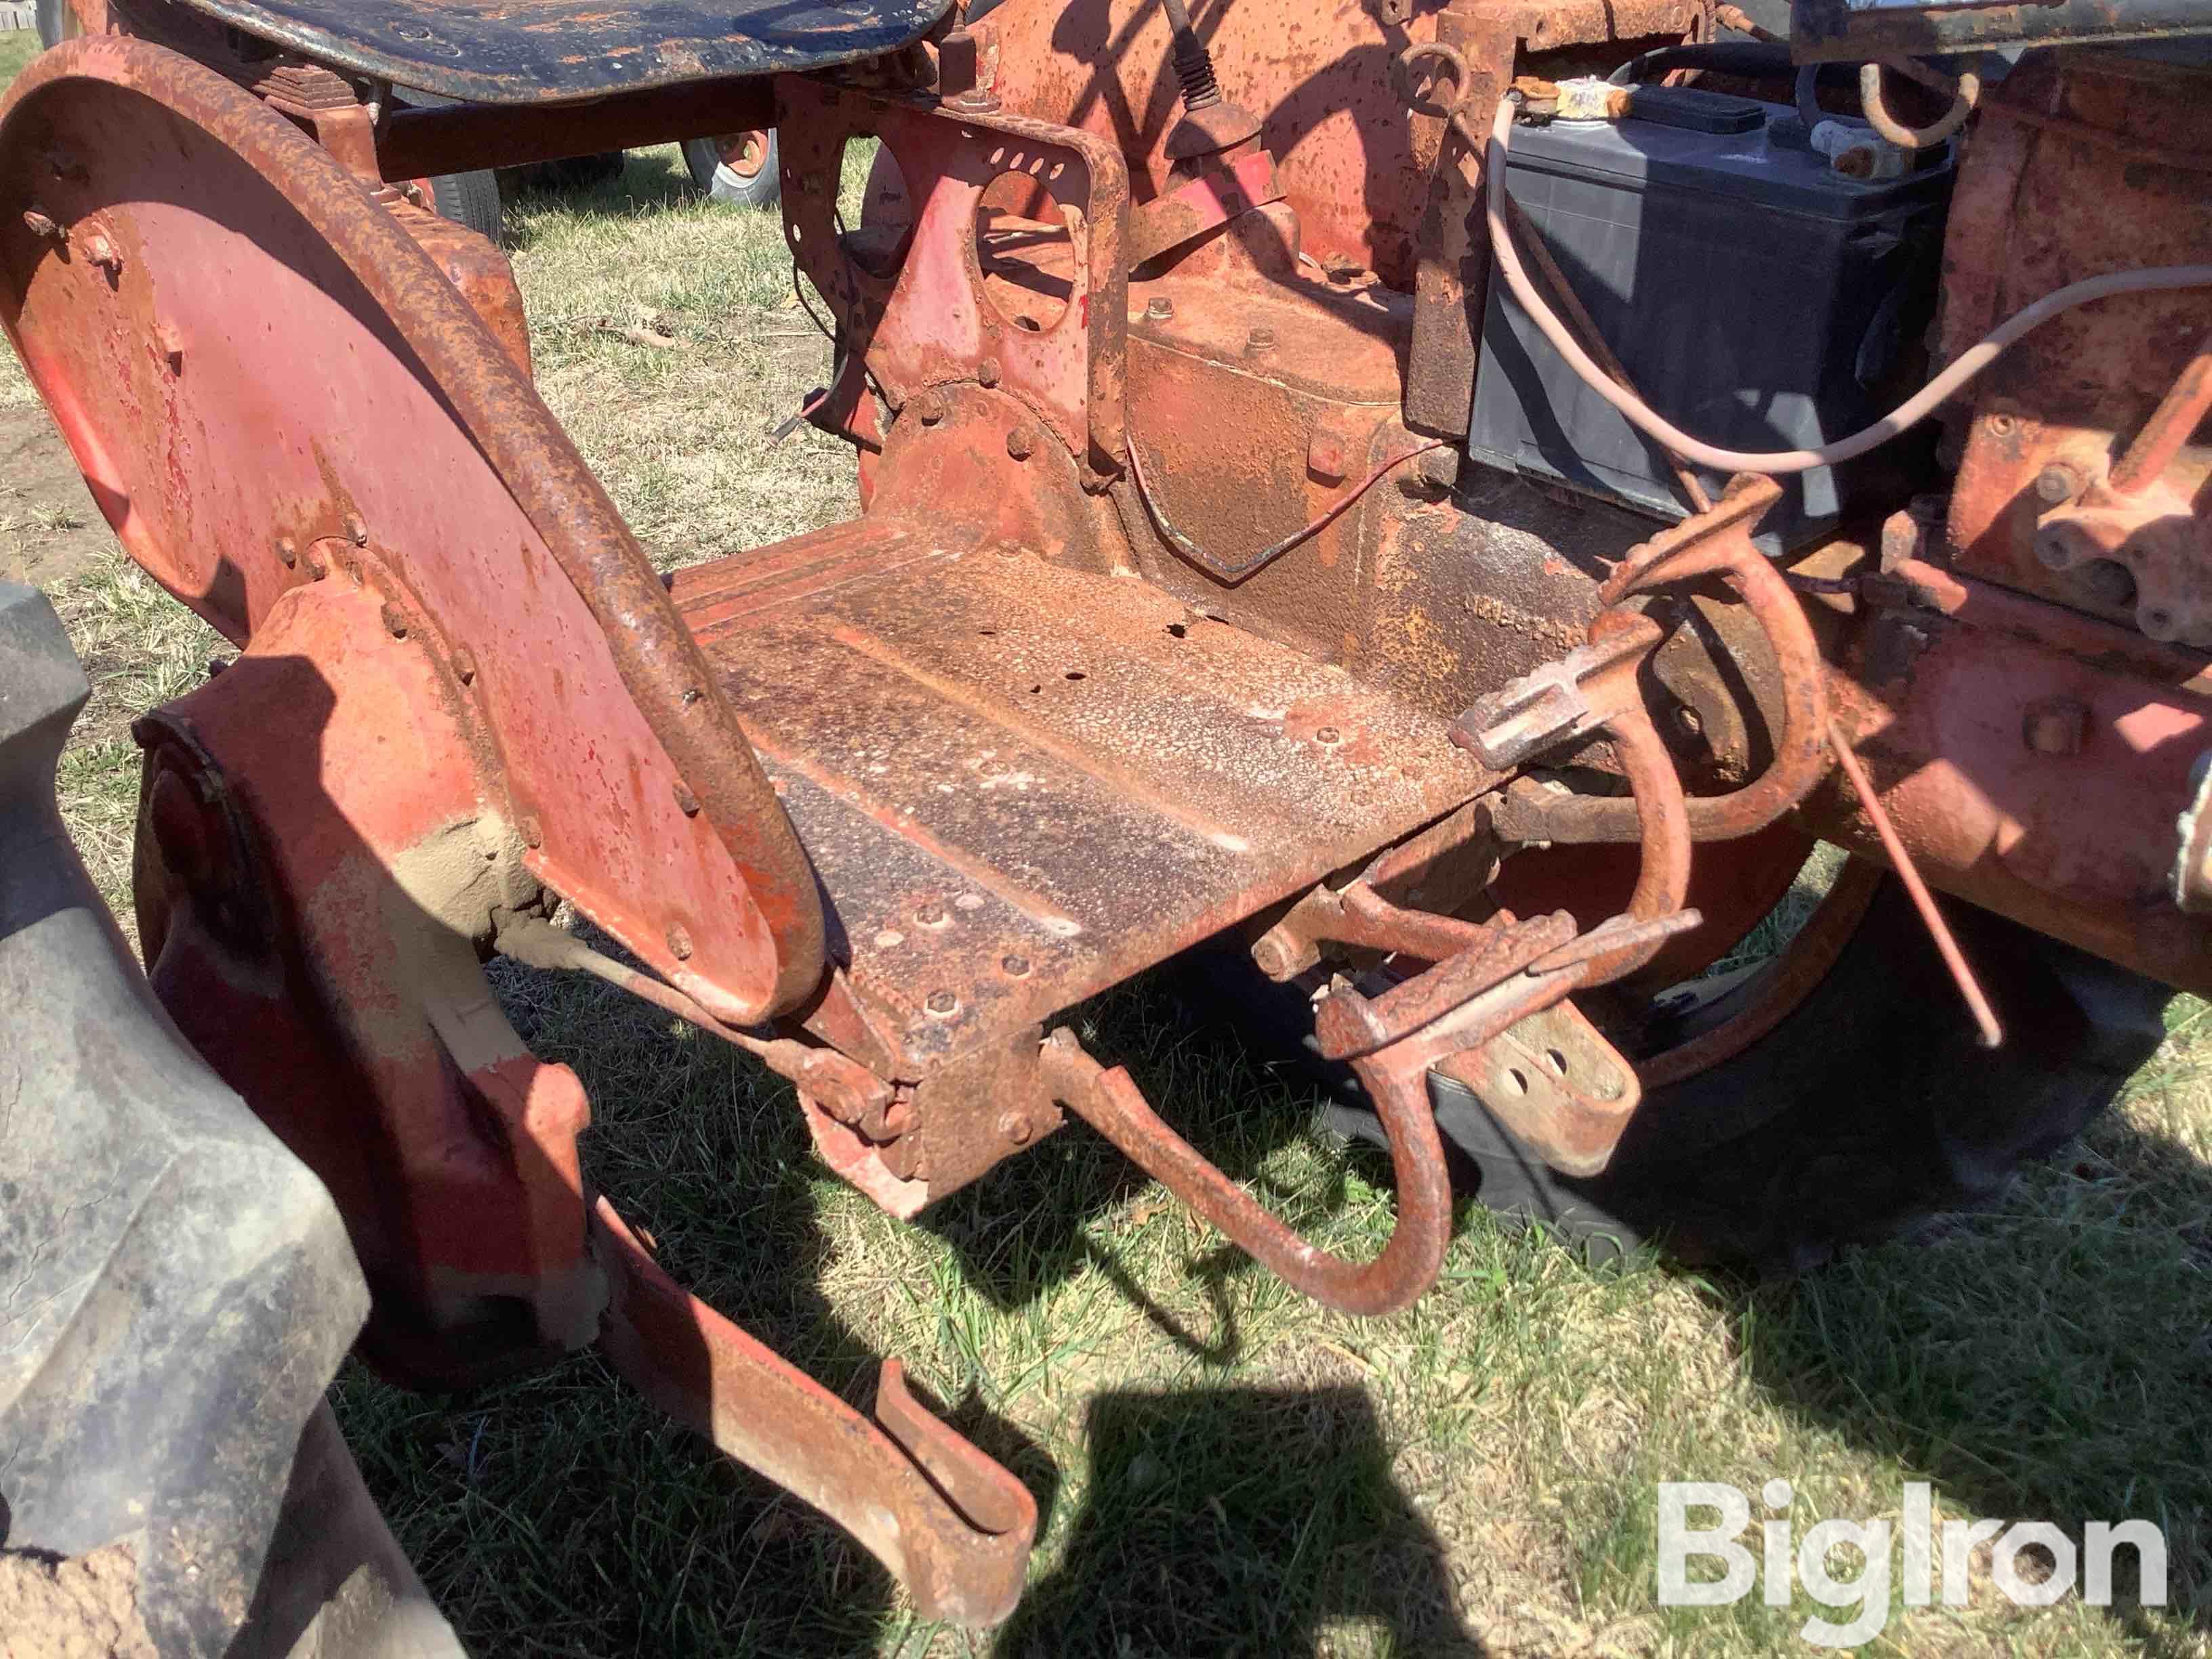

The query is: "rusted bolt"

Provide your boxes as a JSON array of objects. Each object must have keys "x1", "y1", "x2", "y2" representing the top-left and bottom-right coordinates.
[
  {"x1": 1250, "y1": 933, "x2": 1294, "y2": 977},
  {"x1": 380, "y1": 602, "x2": 409, "y2": 640},
  {"x1": 1986, "y1": 411, "x2": 2018, "y2": 438},
  {"x1": 925, "y1": 989, "x2": 960, "y2": 1017},
  {"x1": 2034, "y1": 526, "x2": 2078, "y2": 571},
  {"x1": 1144, "y1": 295, "x2": 1174, "y2": 321},
  {"x1": 1675, "y1": 705, "x2": 1703, "y2": 737},
  {"x1": 452, "y1": 646, "x2": 477, "y2": 684},
  {"x1": 915, "y1": 900, "x2": 949, "y2": 926},
  {"x1": 1006, "y1": 426, "x2": 1035, "y2": 462},
  {"x1": 977, "y1": 358, "x2": 1002, "y2": 388},
  {"x1": 1001, "y1": 954, "x2": 1031, "y2": 977},
  {"x1": 518, "y1": 814, "x2": 544, "y2": 848},
  {"x1": 673, "y1": 781, "x2": 701, "y2": 816},
  {"x1": 1245, "y1": 325, "x2": 1277, "y2": 356},
  {"x1": 998, "y1": 1109, "x2": 1033, "y2": 1145},
  {"x1": 2023, "y1": 697, "x2": 2089, "y2": 756},
  {"x1": 304, "y1": 543, "x2": 330, "y2": 580},
  {"x1": 1314, "y1": 726, "x2": 1342, "y2": 745},
  {"x1": 344, "y1": 512, "x2": 369, "y2": 547},
  {"x1": 21, "y1": 209, "x2": 60, "y2": 241},
  {"x1": 2034, "y1": 463, "x2": 2083, "y2": 505},
  {"x1": 914, "y1": 392, "x2": 946, "y2": 426},
  {"x1": 275, "y1": 535, "x2": 298, "y2": 569},
  {"x1": 667, "y1": 923, "x2": 695, "y2": 961},
  {"x1": 81, "y1": 232, "x2": 121, "y2": 274}
]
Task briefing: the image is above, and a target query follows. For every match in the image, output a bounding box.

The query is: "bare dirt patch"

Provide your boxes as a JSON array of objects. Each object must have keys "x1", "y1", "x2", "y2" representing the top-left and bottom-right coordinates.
[
  {"x1": 0, "y1": 402, "x2": 109, "y2": 592},
  {"x1": 0, "y1": 1542, "x2": 156, "y2": 1659}
]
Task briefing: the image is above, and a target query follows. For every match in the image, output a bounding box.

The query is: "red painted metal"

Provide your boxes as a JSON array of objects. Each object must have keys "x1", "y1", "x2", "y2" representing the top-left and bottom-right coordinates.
[
  {"x1": 0, "y1": 37, "x2": 825, "y2": 1024},
  {"x1": 1813, "y1": 574, "x2": 2212, "y2": 996},
  {"x1": 777, "y1": 76, "x2": 1131, "y2": 481},
  {"x1": 594, "y1": 1199, "x2": 1037, "y2": 1626},
  {"x1": 132, "y1": 577, "x2": 602, "y2": 1386},
  {"x1": 1942, "y1": 52, "x2": 2212, "y2": 644}
]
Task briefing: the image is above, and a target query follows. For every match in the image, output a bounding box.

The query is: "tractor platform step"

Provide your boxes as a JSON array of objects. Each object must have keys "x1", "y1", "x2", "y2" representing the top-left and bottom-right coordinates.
[{"x1": 674, "y1": 527, "x2": 1490, "y2": 1073}]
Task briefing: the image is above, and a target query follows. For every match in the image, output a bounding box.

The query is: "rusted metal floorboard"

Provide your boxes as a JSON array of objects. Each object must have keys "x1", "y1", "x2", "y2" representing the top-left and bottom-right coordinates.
[{"x1": 676, "y1": 531, "x2": 1488, "y2": 1073}]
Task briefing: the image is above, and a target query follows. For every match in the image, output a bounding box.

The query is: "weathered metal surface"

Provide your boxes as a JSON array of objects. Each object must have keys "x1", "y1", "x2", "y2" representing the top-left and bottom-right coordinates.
[
  {"x1": 386, "y1": 194, "x2": 533, "y2": 372},
  {"x1": 1401, "y1": 19, "x2": 1513, "y2": 437},
  {"x1": 983, "y1": 0, "x2": 1696, "y2": 290},
  {"x1": 1126, "y1": 144, "x2": 1282, "y2": 268},
  {"x1": 0, "y1": 37, "x2": 825, "y2": 1022},
  {"x1": 594, "y1": 1200, "x2": 1036, "y2": 1627},
  {"x1": 1315, "y1": 909, "x2": 1576, "y2": 1060},
  {"x1": 133, "y1": 578, "x2": 603, "y2": 1387},
  {"x1": 1496, "y1": 478, "x2": 1835, "y2": 845},
  {"x1": 779, "y1": 77, "x2": 1130, "y2": 482},
  {"x1": 142, "y1": 0, "x2": 947, "y2": 104},
  {"x1": 1811, "y1": 577, "x2": 2212, "y2": 996},
  {"x1": 1041, "y1": 1024, "x2": 1459, "y2": 1317},
  {"x1": 672, "y1": 525, "x2": 1487, "y2": 1197},
  {"x1": 1790, "y1": 0, "x2": 2212, "y2": 62},
  {"x1": 1451, "y1": 611, "x2": 1661, "y2": 767},
  {"x1": 1433, "y1": 998, "x2": 1640, "y2": 1176},
  {"x1": 1943, "y1": 54, "x2": 2212, "y2": 638},
  {"x1": 2032, "y1": 327, "x2": 2212, "y2": 646}
]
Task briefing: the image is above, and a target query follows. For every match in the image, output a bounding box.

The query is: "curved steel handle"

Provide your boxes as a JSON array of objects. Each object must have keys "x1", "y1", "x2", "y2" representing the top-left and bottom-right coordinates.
[{"x1": 1038, "y1": 1028, "x2": 1454, "y2": 1317}]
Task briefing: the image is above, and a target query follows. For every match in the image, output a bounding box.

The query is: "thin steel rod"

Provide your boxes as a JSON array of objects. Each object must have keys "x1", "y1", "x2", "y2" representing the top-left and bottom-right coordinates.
[{"x1": 1827, "y1": 720, "x2": 2004, "y2": 1047}]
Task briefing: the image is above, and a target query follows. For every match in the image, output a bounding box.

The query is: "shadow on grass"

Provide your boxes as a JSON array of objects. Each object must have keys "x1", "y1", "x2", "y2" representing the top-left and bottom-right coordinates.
[
  {"x1": 999, "y1": 1385, "x2": 1483, "y2": 1657},
  {"x1": 331, "y1": 953, "x2": 1453, "y2": 1654},
  {"x1": 1704, "y1": 1100, "x2": 2212, "y2": 1638},
  {"x1": 497, "y1": 146, "x2": 703, "y2": 251}
]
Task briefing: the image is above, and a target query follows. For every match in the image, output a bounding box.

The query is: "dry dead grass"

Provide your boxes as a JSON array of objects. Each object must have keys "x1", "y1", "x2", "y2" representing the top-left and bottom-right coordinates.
[{"x1": 8, "y1": 97, "x2": 2209, "y2": 1658}]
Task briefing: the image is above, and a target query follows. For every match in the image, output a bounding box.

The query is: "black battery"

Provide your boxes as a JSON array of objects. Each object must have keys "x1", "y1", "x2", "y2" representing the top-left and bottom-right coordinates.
[{"x1": 1465, "y1": 90, "x2": 1955, "y2": 548}]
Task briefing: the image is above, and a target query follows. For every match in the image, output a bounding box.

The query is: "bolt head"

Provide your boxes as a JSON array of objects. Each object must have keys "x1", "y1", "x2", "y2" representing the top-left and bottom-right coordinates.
[
  {"x1": 21, "y1": 209, "x2": 58, "y2": 241},
  {"x1": 344, "y1": 512, "x2": 369, "y2": 547},
  {"x1": 2023, "y1": 697, "x2": 2089, "y2": 756},
  {"x1": 1006, "y1": 427, "x2": 1035, "y2": 462},
  {"x1": 1245, "y1": 325, "x2": 1277, "y2": 356},
  {"x1": 915, "y1": 900, "x2": 948, "y2": 926},
  {"x1": 1000, "y1": 954, "x2": 1031, "y2": 977},
  {"x1": 977, "y1": 359, "x2": 1001, "y2": 388},
  {"x1": 672, "y1": 780, "x2": 701, "y2": 816},
  {"x1": 998, "y1": 1109, "x2": 1033, "y2": 1145},
  {"x1": 2034, "y1": 464, "x2": 2081, "y2": 505},
  {"x1": 1144, "y1": 296, "x2": 1174, "y2": 321},
  {"x1": 380, "y1": 601, "x2": 409, "y2": 639},
  {"x1": 667, "y1": 923, "x2": 695, "y2": 961},
  {"x1": 1314, "y1": 725, "x2": 1342, "y2": 745},
  {"x1": 452, "y1": 646, "x2": 477, "y2": 684},
  {"x1": 925, "y1": 989, "x2": 959, "y2": 1017},
  {"x1": 915, "y1": 392, "x2": 945, "y2": 426},
  {"x1": 276, "y1": 536, "x2": 298, "y2": 569},
  {"x1": 518, "y1": 814, "x2": 544, "y2": 848}
]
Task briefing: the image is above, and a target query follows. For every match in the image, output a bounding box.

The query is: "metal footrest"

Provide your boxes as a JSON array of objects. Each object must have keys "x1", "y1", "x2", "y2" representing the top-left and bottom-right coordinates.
[{"x1": 676, "y1": 527, "x2": 1488, "y2": 1077}]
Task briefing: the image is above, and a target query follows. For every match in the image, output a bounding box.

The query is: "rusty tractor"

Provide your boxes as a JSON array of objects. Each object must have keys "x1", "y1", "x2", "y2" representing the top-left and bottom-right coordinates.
[{"x1": 3, "y1": 0, "x2": 2210, "y2": 1643}]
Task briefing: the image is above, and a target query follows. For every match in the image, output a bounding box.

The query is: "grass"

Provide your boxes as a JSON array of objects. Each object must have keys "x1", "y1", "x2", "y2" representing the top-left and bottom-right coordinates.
[{"x1": 8, "y1": 73, "x2": 2211, "y2": 1656}]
